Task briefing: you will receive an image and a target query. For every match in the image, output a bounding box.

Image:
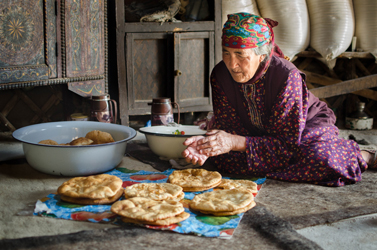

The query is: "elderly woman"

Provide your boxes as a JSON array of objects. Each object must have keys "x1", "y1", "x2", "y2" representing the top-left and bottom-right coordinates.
[{"x1": 182, "y1": 13, "x2": 376, "y2": 187}]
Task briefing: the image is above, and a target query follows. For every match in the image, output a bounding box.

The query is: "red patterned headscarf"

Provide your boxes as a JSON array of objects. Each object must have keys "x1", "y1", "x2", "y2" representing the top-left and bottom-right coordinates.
[{"x1": 222, "y1": 12, "x2": 285, "y2": 58}]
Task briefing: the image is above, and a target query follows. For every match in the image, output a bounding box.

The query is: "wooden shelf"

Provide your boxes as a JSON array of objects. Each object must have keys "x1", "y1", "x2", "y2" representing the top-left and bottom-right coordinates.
[
  {"x1": 297, "y1": 51, "x2": 375, "y2": 59},
  {"x1": 123, "y1": 21, "x2": 216, "y2": 33}
]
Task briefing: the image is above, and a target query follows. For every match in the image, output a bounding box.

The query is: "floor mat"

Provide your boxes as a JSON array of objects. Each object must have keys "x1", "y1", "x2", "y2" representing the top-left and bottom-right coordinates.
[{"x1": 255, "y1": 170, "x2": 377, "y2": 229}]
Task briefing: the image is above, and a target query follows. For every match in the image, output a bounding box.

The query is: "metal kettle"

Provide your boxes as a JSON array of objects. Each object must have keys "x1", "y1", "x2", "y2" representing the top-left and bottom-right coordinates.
[{"x1": 148, "y1": 97, "x2": 180, "y2": 126}]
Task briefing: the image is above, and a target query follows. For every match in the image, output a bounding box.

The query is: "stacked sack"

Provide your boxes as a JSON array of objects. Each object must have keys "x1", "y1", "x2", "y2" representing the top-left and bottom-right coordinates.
[
  {"x1": 221, "y1": 0, "x2": 377, "y2": 64},
  {"x1": 353, "y1": 0, "x2": 377, "y2": 62},
  {"x1": 222, "y1": 0, "x2": 260, "y2": 25},
  {"x1": 256, "y1": 0, "x2": 310, "y2": 61},
  {"x1": 306, "y1": 0, "x2": 355, "y2": 68}
]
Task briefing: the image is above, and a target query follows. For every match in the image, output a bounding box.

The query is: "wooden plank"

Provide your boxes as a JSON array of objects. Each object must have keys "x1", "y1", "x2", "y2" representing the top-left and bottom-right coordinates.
[
  {"x1": 297, "y1": 58, "x2": 313, "y2": 71},
  {"x1": 352, "y1": 89, "x2": 377, "y2": 101},
  {"x1": 214, "y1": 0, "x2": 222, "y2": 64},
  {"x1": 123, "y1": 21, "x2": 215, "y2": 33},
  {"x1": 14, "y1": 89, "x2": 45, "y2": 118},
  {"x1": 368, "y1": 63, "x2": 376, "y2": 73},
  {"x1": 355, "y1": 58, "x2": 371, "y2": 76},
  {"x1": 0, "y1": 112, "x2": 16, "y2": 131},
  {"x1": 115, "y1": 0, "x2": 128, "y2": 126},
  {"x1": 302, "y1": 70, "x2": 342, "y2": 85},
  {"x1": 1, "y1": 95, "x2": 18, "y2": 116},
  {"x1": 304, "y1": 70, "x2": 377, "y2": 101},
  {"x1": 30, "y1": 95, "x2": 58, "y2": 123},
  {"x1": 310, "y1": 74, "x2": 377, "y2": 99},
  {"x1": 297, "y1": 51, "x2": 375, "y2": 59},
  {"x1": 332, "y1": 95, "x2": 346, "y2": 110}
]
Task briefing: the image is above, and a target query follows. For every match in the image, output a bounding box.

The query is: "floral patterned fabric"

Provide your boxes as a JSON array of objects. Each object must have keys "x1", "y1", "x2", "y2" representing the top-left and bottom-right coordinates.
[
  {"x1": 34, "y1": 168, "x2": 266, "y2": 239},
  {"x1": 209, "y1": 56, "x2": 367, "y2": 187}
]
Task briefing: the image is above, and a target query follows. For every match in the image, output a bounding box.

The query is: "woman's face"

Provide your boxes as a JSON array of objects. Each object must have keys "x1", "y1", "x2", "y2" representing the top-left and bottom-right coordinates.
[{"x1": 222, "y1": 46, "x2": 264, "y2": 83}]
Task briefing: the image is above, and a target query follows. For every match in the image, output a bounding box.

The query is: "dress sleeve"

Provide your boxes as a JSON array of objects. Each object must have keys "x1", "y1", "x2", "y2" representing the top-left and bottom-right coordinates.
[{"x1": 245, "y1": 69, "x2": 309, "y2": 170}]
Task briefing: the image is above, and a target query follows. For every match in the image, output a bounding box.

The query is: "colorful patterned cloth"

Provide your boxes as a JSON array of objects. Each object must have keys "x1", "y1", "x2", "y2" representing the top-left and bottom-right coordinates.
[
  {"x1": 34, "y1": 168, "x2": 266, "y2": 239},
  {"x1": 222, "y1": 13, "x2": 272, "y2": 49},
  {"x1": 209, "y1": 55, "x2": 368, "y2": 187}
]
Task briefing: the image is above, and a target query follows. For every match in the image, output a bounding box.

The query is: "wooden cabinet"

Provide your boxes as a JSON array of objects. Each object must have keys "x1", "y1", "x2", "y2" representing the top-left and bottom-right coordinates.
[
  {"x1": 116, "y1": 0, "x2": 222, "y2": 125},
  {"x1": 0, "y1": 0, "x2": 108, "y2": 97}
]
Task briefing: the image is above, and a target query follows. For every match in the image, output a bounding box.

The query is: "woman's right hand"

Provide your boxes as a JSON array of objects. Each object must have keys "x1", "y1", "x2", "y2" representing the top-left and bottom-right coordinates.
[{"x1": 182, "y1": 136, "x2": 208, "y2": 166}]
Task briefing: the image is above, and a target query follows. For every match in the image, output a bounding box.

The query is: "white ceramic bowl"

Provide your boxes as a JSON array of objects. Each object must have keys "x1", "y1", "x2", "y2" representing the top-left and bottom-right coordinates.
[
  {"x1": 139, "y1": 125, "x2": 206, "y2": 159},
  {"x1": 12, "y1": 121, "x2": 136, "y2": 176}
]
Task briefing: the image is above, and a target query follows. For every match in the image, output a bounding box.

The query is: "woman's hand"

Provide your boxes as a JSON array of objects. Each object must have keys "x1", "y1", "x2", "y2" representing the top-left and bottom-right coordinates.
[
  {"x1": 195, "y1": 130, "x2": 246, "y2": 156},
  {"x1": 182, "y1": 136, "x2": 208, "y2": 166},
  {"x1": 182, "y1": 130, "x2": 246, "y2": 165}
]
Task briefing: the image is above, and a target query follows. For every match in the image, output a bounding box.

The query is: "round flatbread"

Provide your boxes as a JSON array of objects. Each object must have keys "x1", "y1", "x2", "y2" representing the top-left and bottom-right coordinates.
[
  {"x1": 57, "y1": 174, "x2": 123, "y2": 199},
  {"x1": 70, "y1": 137, "x2": 93, "y2": 146},
  {"x1": 60, "y1": 188, "x2": 123, "y2": 205},
  {"x1": 121, "y1": 211, "x2": 190, "y2": 226},
  {"x1": 168, "y1": 168, "x2": 222, "y2": 191},
  {"x1": 111, "y1": 197, "x2": 184, "y2": 222},
  {"x1": 199, "y1": 201, "x2": 256, "y2": 216},
  {"x1": 189, "y1": 189, "x2": 254, "y2": 213},
  {"x1": 124, "y1": 183, "x2": 183, "y2": 201},
  {"x1": 217, "y1": 179, "x2": 258, "y2": 194},
  {"x1": 38, "y1": 139, "x2": 58, "y2": 145},
  {"x1": 180, "y1": 179, "x2": 222, "y2": 192},
  {"x1": 85, "y1": 130, "x2": 115, "y2": 144}
]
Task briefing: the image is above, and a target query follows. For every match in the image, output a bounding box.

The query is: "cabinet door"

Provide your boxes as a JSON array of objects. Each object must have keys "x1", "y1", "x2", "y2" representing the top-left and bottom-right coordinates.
[
  {"x1": 125, "y1": 32, "x2": 173, "y2": 115},
  {"x1": 0, "y1": 0, "x2": 57, "y2": 84},
  {"x1": 174, "y1": 32, "x2": 214, "y2": 110},
  {"x1": 64, "y1": 0, "x2": 106, "y2": 97},
  {"x1": 64, "y1": 0, "x2": 104, "y2": 78}
]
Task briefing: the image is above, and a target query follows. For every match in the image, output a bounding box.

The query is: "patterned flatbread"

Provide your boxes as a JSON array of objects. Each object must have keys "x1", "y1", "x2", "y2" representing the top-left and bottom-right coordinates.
[
  {"x1": 179, "y1": 179, "x2": 222, "y2": 192},
  {"x1": 111, "y1": 197, "x2": 184, "y2": 222},
  {"x1": 57, "y1": 174, "x2": 123, "y2": 199},
  {"x1": 217, "y1": 179, "x2": 258, "y2": 194},
  {"x1": 38, "y1": 139, "x2": 58, "y2": 145},
  {"x1": 85, "y1": 130, "x2": 115, "y2": 144},
  {"x1": 199, "y1": 201, "x2": 256, "y2": 216},
  {"x1": 168, "y1": 168, "x2": 222, "y2": 191},
  {"x1": 121, "y1": 211, "x2": 190, "y2": 226},
  {"x1": 189, "y1": 189, "x2": 254, "y2": 213},
  {"x1": 124, "y1": 183, "x2": 184, "y2": 201},
  {"x1": 60, "y1": 188, "x2": 123, "y2": 205},
  {"x1": 70, "y1": 137, "x2": 94, "y2": 146}
]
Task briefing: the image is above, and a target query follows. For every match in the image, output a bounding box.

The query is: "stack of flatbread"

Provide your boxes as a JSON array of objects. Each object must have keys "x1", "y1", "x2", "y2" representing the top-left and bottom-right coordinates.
[
  {"x1": 57, "y1": 174, "x2": 123, "y2": 205},
  {"x1": 217, "y1": 179, "x2": 258, "y2": 195},
  {"x1": 112, "y1": 182, "x2": 189, "y2": 225},
  {"x1": 167, "y1": 168, "x2": 222, "y2": 192},
  {"x1": 189, "y1": 188, "x2": 256, "y2": 216},
  {"x1": 124, "y1": 183, "x2": 185, "y2": 202},
  {"x1": 111, "y1": 197, "x2": 190, "y2": 226}
]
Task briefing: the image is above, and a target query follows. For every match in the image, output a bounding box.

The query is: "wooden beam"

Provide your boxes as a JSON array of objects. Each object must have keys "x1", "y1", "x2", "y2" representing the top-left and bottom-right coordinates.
[
  {"x1": 297, "y1": 58, "x2": 313, "y2": 71},
  {"x1": 352, "y1": 89, "x2": 377, "y2": 101},
  {"x1": 0, "y1": 112, "x2": 16, "y2": 131},
  {"x1": 1, "y1": 94, "x2": 18, "y2": 116},
  {"x1": 310, "y1": 74, "x2": 377, "y2": 99},
  {"x1": 302, "y1": 70, "x2": 342, "y2": 85},
  {"x1": 297, "y1": 51, "x2": 375, "y2": 59},
  {"x1": 355, "y1": 58, "x2": 371, "y2": 76}
]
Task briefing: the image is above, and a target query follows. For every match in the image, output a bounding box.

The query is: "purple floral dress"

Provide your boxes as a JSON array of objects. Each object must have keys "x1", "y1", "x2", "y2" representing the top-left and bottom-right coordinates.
[{"x1": 209, "y1": 56, "x2": 367, "y2": 187}]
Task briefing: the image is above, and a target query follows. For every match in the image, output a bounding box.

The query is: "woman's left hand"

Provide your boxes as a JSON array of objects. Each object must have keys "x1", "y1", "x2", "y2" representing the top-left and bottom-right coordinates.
[{"x1": 195, "y1": 129, "x2": 246, "y2": 156}]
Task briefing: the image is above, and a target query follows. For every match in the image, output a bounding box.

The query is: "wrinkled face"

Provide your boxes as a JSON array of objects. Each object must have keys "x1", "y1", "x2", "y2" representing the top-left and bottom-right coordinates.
[{"x1": 222, "y1": 46, "x2": 264, "y2": 83}]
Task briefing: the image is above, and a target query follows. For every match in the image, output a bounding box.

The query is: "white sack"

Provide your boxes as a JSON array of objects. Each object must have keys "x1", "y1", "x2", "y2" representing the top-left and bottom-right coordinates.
[
  {"x1": 306, "y1": 0, "x2": 355, "y2": 61},
  {"x1": 222, "y1": 0, "x2": 260, "y2": 25},
  {"x1": 256, "y1": 0, "x2": 310, "y2": 61},
  {"x1": 353, "y1": 0, "x2": 377, "y2": 58}
]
